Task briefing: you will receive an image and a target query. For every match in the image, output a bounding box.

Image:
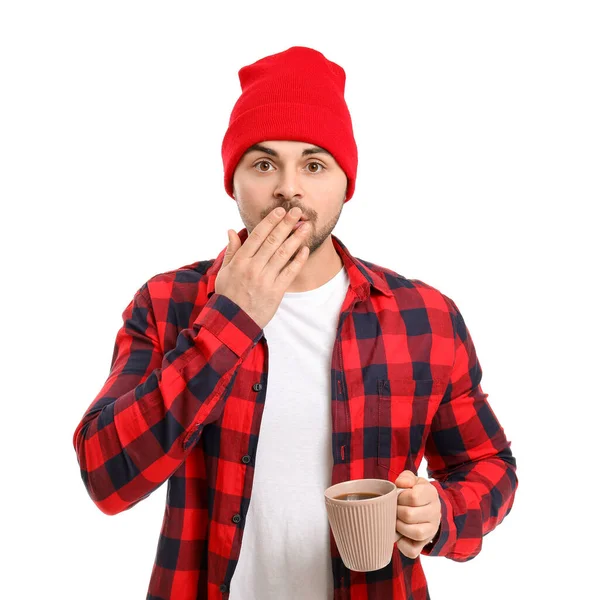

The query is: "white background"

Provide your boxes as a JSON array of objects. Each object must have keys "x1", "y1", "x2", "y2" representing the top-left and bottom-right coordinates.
[{"x1": 2, "y1": 1, "x2": 590, "y2": 598}]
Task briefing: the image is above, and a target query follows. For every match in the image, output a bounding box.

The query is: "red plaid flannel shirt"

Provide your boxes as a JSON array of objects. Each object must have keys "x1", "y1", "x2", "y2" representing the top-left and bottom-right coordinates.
[{"x1": 73, "y1": 227, "x2": 518, "y2": 599}]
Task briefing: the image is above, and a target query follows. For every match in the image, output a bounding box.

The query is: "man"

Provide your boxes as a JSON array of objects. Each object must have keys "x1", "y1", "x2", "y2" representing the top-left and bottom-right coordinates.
[{"x1": 73, "y1": 46, "x2": 518, "y2": 600}]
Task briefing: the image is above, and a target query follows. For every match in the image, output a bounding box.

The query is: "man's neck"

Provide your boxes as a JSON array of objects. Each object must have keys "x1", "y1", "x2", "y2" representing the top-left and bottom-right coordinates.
[{"x1": 285, "y1": 239, "x2": 343, "y2": 293}]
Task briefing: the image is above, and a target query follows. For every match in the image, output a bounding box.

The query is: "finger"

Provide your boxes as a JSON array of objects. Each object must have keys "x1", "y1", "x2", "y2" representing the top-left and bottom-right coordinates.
[
  {"x1": 221, "y1": 229, "x2": 238, "y2": 267},
  {"x1": 396, "y1": 536, "x2": 427, "y2": 560},
  {"x1": 250, "y1": 207, "x2": 303, "y2": 265},
  {"x1": 396, "y1": 519, "x2": 436, "y2": 542},
  {"x1": 397, "y1": 485, "x2": 432, "y2": 507},
  {"x1": 254, "y1": 207, "x2": 306, "y2": 269},
  {"x1": 239, "y1": 206, "x2": 289, "y2": 259},
  {"x1": 396, "y1": 503, "x2": 434, "y2": 525},
  {"x1": 396, "y1": 470, "x2": 417, "y2": 480},
  {"x1": 264, "y1": 218, "x2": 310, "y2": 274},
  {"x1": 395, "y1": 470, "x2": 418, "y2": 487},
  {"x1": 275, "y1": 240, "x2": 310, "y2": 284}
]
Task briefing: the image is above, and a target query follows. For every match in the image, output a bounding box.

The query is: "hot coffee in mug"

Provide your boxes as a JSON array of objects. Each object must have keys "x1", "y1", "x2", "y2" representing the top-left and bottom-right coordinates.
[
  {"x1": 334, "y1": 492, "x2": 382, "y2": 501},
  {"x1": 324, "y1": 478, "x2": 405, "y2": 572}
]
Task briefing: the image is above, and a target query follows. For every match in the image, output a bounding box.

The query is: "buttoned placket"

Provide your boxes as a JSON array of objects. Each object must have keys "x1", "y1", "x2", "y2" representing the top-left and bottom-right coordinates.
[{"x1": 221, "y1": 291, "x2": 361, "y2": 597}]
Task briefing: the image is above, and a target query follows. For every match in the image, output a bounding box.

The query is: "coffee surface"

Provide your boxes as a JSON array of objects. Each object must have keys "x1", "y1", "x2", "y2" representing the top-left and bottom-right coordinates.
[{"x1": 335, "y1": 492, "x2": 382, "y2": 501}]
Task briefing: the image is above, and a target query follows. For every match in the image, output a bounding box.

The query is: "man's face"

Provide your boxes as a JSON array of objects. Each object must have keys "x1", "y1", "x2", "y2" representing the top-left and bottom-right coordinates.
[{"x1": 232, "y1": 140, "x2": 348, "y2": 257}]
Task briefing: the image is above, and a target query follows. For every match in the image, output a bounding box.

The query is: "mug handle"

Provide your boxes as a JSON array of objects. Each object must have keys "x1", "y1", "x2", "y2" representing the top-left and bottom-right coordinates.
[{"x1": 394, "y1": 487, "x2": 405, "y2": 543}]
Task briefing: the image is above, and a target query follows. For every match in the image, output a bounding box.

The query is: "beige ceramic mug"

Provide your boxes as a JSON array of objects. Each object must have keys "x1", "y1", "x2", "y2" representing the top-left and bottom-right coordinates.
[{"x1": 324, "y1": 478, "x2": 404, "y2": 572}]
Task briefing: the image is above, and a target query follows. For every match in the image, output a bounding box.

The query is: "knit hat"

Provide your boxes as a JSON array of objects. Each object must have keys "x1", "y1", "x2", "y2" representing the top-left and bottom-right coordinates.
[{"x1": 221, "y1": 46, "x2": 358, "y2": 203}]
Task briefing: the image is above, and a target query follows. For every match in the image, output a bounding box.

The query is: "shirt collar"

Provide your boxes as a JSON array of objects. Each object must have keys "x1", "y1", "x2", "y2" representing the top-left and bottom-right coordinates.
[{"x1": 206, "y1": 227, "x2": 393, "y2": 301}]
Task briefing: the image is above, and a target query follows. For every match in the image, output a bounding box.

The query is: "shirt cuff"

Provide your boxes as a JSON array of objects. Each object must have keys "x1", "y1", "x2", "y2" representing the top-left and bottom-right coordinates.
[
  {"x1": 192, "y1": 292, "x2": 264, "y2": 358},
  {"x1": 420, "y1": 479, "x2": 458, "y2": 557}
]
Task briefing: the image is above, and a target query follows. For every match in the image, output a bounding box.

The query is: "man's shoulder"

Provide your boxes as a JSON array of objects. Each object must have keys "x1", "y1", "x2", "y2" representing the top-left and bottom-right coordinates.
[
  {"x1": 357, "y1": 256, "x2": 457, "y2": 313},
  {"x1": 132, "y1": 257, "x2": 216, "y2": 302},
  {"x1": 147, "y1": 258, "x2": 216, "y2": 285}
]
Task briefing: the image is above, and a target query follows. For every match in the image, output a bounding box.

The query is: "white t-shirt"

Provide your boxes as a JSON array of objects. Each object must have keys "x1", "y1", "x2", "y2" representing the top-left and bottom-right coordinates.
[{"x1": 228, "y1": 264, "x2": 349, "y2": 600}]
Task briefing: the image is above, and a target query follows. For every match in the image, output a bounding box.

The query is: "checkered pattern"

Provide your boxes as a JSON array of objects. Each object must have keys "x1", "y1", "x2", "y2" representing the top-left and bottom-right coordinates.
[{"x1": 73, "y1": 227, "x2": 518, "y2": 599}]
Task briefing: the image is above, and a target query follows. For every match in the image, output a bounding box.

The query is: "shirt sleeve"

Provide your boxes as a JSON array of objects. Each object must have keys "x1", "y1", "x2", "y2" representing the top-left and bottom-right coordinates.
[
  {"x1": 420, "y1": 296, "x2": 518, "y2": 561},
  {"x1": 72, "y1": 284, "x2": 263, "y2": 516}
]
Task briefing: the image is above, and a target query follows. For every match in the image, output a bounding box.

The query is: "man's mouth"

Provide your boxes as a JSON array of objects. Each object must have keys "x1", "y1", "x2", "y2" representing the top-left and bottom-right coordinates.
[{"x1": 292, "y1": 218, "x2": 309, "y2": 231}]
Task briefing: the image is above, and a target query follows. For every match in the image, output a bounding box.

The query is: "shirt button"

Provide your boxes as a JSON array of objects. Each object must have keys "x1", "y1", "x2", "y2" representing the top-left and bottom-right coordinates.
[
  {"x1": 241, "y1": 455, "x2": 251, "y2": 464},
  {"x1": 232, "y1": 513, "x2": 242, "y2": 524},
  {"x1": 220, "y1": 583, "x2": 228, "y2": 593},
  {"x1": 252, "y1": 382, "x2": 263, "y2": 391}
]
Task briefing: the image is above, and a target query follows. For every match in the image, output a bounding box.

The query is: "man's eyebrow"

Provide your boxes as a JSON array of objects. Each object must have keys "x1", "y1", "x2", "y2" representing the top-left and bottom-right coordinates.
[{"x1": 243, "y1": 144, "x2": 331, "y2": 158}]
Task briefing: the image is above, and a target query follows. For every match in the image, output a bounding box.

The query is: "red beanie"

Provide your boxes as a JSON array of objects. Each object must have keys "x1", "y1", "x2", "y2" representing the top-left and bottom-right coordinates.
[{"x1": 221, "y1": 46, "x2": 358, "y2": 203}]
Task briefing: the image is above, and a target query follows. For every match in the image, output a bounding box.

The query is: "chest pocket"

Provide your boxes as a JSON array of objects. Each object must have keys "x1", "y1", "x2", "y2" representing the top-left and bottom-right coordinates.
[{"x1": 377, "y1": 378, "x2": 446, "y2": 474}]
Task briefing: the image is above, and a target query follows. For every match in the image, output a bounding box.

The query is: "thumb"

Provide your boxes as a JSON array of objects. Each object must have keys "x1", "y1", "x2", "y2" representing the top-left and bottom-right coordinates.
[
  {"x1": 395, "y1": 470, "x2": 418, "y2": 488},
  {"x1": 222, "y1": 229, "x2": 237, "y2": 265}
]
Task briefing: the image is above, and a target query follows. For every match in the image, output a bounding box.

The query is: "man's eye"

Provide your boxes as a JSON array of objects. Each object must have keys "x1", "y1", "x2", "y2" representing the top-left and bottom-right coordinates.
[
  {"x1": 253, "y1": 161, "x2": 325, "y2": 173},
  {"x1": 306, "y1": 162, "x2": 325, "y2": 173},
  {"x1": 254, "y1": 160, "x2": 273, "y2": 172}
]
